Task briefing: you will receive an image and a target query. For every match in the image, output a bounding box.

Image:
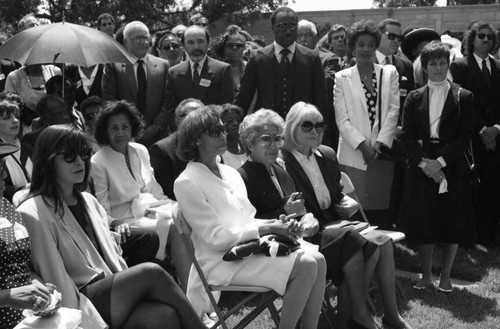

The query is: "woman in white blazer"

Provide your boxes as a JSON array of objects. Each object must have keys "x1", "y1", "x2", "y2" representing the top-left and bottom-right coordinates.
[
  {"x1": 18, "y1": 125, "x2": 205, "y2": 329},
  {"x1": 91, "y1": 101, "x2": 191, "y2": 290},
  {"x1": 174, "y1": 106, "x2": 326, "y2": 329},
  {"x1": 334, "y1": 20, "x2": 400, "y2": 211}
]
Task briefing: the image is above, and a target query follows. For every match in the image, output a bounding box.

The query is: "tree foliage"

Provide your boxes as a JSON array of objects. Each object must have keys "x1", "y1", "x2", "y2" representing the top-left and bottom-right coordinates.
[{"x1": 375, "y1": 0, "x2": 437, "y2": 7}]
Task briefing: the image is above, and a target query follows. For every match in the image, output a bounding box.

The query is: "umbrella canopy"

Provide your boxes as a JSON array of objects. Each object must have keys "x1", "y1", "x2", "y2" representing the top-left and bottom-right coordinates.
[{"x1": 0, "y1": 21, "x2": 134, "y2": 67}]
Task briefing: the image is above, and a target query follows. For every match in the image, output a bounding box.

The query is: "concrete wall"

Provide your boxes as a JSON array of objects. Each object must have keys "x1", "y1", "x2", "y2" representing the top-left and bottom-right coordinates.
[{"x1": 209, "y1": 4, "x2": 500, "y2": 44}]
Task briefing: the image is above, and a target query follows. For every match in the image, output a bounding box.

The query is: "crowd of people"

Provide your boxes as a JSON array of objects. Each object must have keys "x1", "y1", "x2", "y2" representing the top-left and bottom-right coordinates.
[{"x1": 0, "y1": 4, "x2": 498, "y2": 329}]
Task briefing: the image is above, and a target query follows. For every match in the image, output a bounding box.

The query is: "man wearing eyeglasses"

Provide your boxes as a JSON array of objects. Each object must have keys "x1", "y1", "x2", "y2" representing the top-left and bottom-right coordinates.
[
  {"x1": 450, "y1": 22, "x2": 500, "y2": 247},
  {"x1": 102, "y1": 21, "x2": 170, "y2": 147},
  {"x1": 163, "y1": 24, "x2": 234, "y2": 132},
  {"x1": 235, "y1": 7, "x2": 328, "y2": 125}
]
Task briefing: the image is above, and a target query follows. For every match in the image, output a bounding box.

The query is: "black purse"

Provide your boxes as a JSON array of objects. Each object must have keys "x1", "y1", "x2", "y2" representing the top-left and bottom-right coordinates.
[{"x1": 377, "y1": 67, "x2": 407, "y2": 162}]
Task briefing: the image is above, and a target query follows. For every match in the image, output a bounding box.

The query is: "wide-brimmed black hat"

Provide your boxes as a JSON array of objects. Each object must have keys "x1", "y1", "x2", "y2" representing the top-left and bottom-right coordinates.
[
  {"x1": 401, "y1": 27, "x2": 440, "y2": 62},
  {"x1": 0, "y1": 142, "x2": 19, "y2": 158}
]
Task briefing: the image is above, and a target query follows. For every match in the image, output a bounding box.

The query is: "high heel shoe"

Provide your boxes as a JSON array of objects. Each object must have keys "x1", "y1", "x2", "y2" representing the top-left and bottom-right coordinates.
[{"x1": 348, "y1": 318, "x2": 373, "y2": 329}]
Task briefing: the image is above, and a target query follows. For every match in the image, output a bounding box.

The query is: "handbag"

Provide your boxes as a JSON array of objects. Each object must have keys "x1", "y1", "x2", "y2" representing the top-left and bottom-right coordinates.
[
  {"x1": 376, "y1": 67, "x2": 407, "y2": 162},
  {"x1": 223, "y1": 234, "x2": 301, "y2": 261}
]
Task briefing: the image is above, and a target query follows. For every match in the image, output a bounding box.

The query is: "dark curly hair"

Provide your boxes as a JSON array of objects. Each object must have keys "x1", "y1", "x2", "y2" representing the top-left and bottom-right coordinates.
[
  {"x1": 346, "y1": 20, "x2": 381, "y2": 53},
  {"x1": 28, "y1": 124, "x2": 92, "y2": 215},
  {"x1": 94, "y1": 100, "x2": 144, "y2": 145},
  {"x1": 176, "y1": 105, "x2": 222, "y2": 162},
  {"x1": 465, "y1": 22, "x2": 497, "y2": 58},
  {"x1": 211, "y1": 25, "x2": 248, "y2": 60}
]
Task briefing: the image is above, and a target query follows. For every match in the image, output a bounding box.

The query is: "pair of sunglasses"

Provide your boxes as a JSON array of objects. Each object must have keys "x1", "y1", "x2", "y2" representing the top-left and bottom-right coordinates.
[
  {"x1": 477, "y1": 33, "x2": 495, "y2": 41},
  {"x1": 162, "y1": 43, "x2": 180, "y2": 51},
  {"x1": 258, "y1": 134, "x2": 285, "y2": 147},
  {"x1": 55, "y1": 147, "x2": 92, "y2": 163},
  {"x1": 206, "y1": 124, "x2": 226, "y2": 138},
  {"x1": 384, "y1": 32, "x2": 404, "y2": 42},
  {"x1": 301, "y1": 121, "x2": 326, "y2": 133},
  {"x1": 225, "y1": 43, "x2": 245, "y2": 50}
]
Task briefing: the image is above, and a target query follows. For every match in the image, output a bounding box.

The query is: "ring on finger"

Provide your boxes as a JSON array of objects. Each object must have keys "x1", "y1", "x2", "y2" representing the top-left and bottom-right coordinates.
[{"x1": 33, "y1": 296, "x2": 43, "y2": 309}]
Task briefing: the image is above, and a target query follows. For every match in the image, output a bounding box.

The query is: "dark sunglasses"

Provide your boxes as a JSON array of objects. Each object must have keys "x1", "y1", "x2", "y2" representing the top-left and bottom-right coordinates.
[
  {"x1": 55, "y1": 147, "x2": 92, "y2": 163},
  {"x1": 477, "y1": 33, "x2": 494, "y2": 41},
  {"x1": 162, "y1": 43, "x2": 180, "y2": 51},
  {"x1": 301, "y1": 121, "x2": 326, "y2": 133},
  {"x1": 84, "y1": 112, "x2": 97, "y2": 121},
  {"x1": 225, "y1": 43, "x2": 245, "y2": 50},
  {"x1": 258, "y1": 134, "x2": 284, "y2": 147},
  {"x1": 206, "y1": 124, "x2": 226, "y2": 138},
  {"x1": 384, "y1": 32, "x2": 404, "y2": 42}
]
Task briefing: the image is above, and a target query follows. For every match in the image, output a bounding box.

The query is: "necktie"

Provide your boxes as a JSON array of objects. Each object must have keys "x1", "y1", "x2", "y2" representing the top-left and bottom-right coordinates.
[
  {"x1": 193, "y1": 62, "x2": 200, "y2": 85},
  {"x1": 280, "y1": 48, "x2": 291, "y2": 66},
  {"x1": 482, "y1": 59, "x2": 490, "y2": 87},
  {"x1": 136, "y1": 60, "x2": 147, "y2": 112},
  {"x1": 384, "y1": 56, "x2": 391, "y2": 66}
]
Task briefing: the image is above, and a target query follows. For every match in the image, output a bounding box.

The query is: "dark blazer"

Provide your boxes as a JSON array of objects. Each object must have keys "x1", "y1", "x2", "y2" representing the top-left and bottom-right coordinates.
[
  {"x1": 164, "y1": 56, "x2": 234, "y2": 131},
  {"x1": 450, "y1": 55, "x2": 500, "y2": 132},
  {"x1": 149, "y1": 132, "x2": 187, "y2": 200},
  {"x1": 237, "y1": 161, "x2": 295, "y2": 219},
  {"x1": 102, "y1": 54, "x2": 170, "y2": 128},
  {"x1": 74, "y1": 64, "x2": 104, "y2": 108},
  {"x1": 392, "y1": 55, "x2": 415, "y2": 114},
  {"x1": 235, "y1": 43, "x2": 329, "y2": 118},
  {"x1": 281, "y1": 146, "x2": 344, "y2": 229},
  {"x1": 21, "y1": 128, "x2": 44, "y2": 149}
]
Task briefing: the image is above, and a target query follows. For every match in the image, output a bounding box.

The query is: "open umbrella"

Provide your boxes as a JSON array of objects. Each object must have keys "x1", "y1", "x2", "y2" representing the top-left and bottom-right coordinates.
[{"x1": 0, "y1": 21, "x2": 134, "y2": 67}]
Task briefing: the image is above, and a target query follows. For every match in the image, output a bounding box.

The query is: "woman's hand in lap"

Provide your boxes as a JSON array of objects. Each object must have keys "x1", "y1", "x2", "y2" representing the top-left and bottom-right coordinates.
[{"x1": 3, "y1": 279, "x2": 51, "y2": 311}]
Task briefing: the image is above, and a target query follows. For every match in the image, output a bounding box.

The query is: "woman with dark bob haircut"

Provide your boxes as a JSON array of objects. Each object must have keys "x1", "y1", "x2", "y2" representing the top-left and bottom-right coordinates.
[
  {"x1": 174, "y1": 105, "x2": 327, "y2": 329},
  {"x1": 346, "y1": 20, "x2": 381, "y2": 56},
  {"x1": 91, "y1": 101, "x2": 189, "y2": 289},
  {"x1": 18, "y1": 125, "x2": 205, "y2": 329}
]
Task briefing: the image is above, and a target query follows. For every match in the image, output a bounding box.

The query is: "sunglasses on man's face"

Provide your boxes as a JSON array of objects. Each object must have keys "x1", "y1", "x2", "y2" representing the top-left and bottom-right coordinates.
[
  {"x1": 300, "y1": 121, "x2": 326, "y2": 133},
  {"x1": 55, "y1": 147, "x2": 92, "y2": 163},
  {"x1": 384, "y1": 32, "x2": 404, "y2": 42},
  {"x1": 225, "y1": 43, "x2": 245, "y2": 50},
  {"x1": 477, "y1": 33, "x2": 495, "y2": 41},
  {"x1": 162, "y1": 43, "x2": 180, "y2": 51},
  {"x1": 206, "y1": 124, "x2": 227, "y2": 138}
]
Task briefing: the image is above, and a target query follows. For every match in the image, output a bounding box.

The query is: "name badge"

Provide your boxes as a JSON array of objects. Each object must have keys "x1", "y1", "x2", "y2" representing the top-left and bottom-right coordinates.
[
  {"x1": 0, "y1": 73, "x2": 5, "y2": 80},
  {"x1": 0, "y1": 217, "x2": 12, "y2": 229},
  {"x1": 199, "y1": 79, "x2": 211, "y2": 87},
  {"x1": 400, "y1": 88, "x2": 408, "y2": 97}
]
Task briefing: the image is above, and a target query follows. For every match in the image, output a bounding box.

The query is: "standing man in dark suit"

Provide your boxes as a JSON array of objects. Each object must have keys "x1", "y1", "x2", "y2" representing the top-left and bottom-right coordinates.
[
  {"x1": 450, "y1": 22, "x2": 500, "y2": 246},
  {"x1": 102, "y1": 21, "x2": 170, "y2": 146},
  {"x1": 376, "y1": 19, "x2": 415, "y2": 113},
  {"x1": 234, "y1": 7, "x2": 328, "y2": 121},
  {"x1": 376, "y1": 19, "x2": 415, "y2": 228},
  {"x1": 163, "y1": 25, "x2": 234, "y2": 132}
]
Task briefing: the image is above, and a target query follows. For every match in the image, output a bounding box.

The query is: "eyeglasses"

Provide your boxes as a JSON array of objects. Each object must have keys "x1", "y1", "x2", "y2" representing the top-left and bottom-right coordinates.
[
  {"x1": 55, "y1": 147, "x2": 92, "y2": 163},
  {"x1": 129, "y1": 36, "x2": 150, "y2": 44},
  {"x1": 161, "y1": 43, "x2": 180, "y2": 51},
  {"x1": 477, "y1": 33, "x2": 495, "y2": 41},
  {"x1": 206, "y1": 124, "x2": 226, "y2": 138},
  {"x1": 225, "y1": 43, "x2": 245, "y2": 50},
  {"x1": 257, "y1": 134, "x2": 284, "y2": 148},
  {"x1": 301, "y1": 121, "x2": 326, "y2": 133},
  {"x1": 275, "y1": 24, "x2": 297, "y2": 33},
  {"x1": 84, "y1": 113, "x2": 97, "y2": 121},
  {"x1": 384, "y1": 32, "x2": 404, "y2": 42},
  {"x1": 331, "y1": 35, "x2": 345, "y2": 40}
]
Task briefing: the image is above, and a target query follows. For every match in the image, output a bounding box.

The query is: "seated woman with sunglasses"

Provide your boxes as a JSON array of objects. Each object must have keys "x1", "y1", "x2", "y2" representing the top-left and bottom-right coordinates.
[
  {"x1": 17, "y1": 125, "x2": 206, "y2": 329},
  {"x1": 212, "y1": 25, "x2": 249, "y2": 92},
  {"x1": 174, "y1": 105, "x2": 326, "y2": 329},
  {"x1": 281, "y1": 102, "x2": 412, "y2": 329},
  {"x1": 91, "y1": 101, "x2": 191, "y2": 288}
]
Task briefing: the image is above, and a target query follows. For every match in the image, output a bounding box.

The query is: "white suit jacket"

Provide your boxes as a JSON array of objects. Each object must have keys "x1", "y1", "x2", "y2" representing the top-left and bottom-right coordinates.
[
  {"x1": 91, "y1": 142, "x2": 169, "y2": 224},
  {"x1": 18, "y1": 193, "x2": 128, "y2": 329},
  {"x1": 334, "y1": 64, "x2": 400, "y2": 170},
  {"x1": 174, "y1": 162, "x2": 260, "y2": 314}
]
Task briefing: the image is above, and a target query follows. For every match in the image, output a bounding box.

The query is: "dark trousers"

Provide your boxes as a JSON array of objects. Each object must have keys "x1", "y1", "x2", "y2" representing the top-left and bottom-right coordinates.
[
  {"x1": 476, "y1": 152, "x2": 500, "y2": 244},
  {"x1": 121, "y1": 227, "x2": 160, "y2": 267}
]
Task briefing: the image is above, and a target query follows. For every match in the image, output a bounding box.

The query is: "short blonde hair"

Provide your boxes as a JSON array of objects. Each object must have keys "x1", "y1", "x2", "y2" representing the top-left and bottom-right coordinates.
[
  {"x1": 283, "y1": 102, "x2": 323, "y2": 152},
  {"x1": 239, "y1": 109, "x2": 285, "y2": 156}
]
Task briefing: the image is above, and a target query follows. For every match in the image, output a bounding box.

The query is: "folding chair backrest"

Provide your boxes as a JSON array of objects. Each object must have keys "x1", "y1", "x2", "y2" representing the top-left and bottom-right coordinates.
[{"x1": 340, "y1": 172, "x2": 355, "y2": 194}]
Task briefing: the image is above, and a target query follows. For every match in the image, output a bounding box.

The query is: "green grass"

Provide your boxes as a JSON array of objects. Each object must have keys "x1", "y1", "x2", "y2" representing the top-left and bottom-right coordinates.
[{"x1": 215, "y1": 243, "x2": 500, "y2": 328}]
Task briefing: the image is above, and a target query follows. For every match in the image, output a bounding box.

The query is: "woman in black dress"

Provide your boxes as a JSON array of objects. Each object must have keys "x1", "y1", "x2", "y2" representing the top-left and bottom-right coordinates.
[{"x1": 399, "y1": 41, "x2": 476, "y2": 292}]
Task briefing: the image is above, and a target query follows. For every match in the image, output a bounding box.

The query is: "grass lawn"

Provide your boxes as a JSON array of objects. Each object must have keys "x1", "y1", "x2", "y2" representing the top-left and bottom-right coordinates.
[{"x1": 217, "y1": 242, "x2": 500, "y2": 329}]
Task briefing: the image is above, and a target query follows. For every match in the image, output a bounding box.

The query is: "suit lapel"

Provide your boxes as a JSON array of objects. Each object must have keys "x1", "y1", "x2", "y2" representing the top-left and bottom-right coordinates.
[
  {"x1": 145, "y1": 55, "x2": 158, "y2": 103},
  {"x1": 439, "y1": 85, "x2": 456, "y2": 125},
  {"x1": 123, "y1": 63, "x2": 137, "y2": 100},
  {"x1": 294, "y1": 47, "x2": 306, "y2": 98},
  {"x1": 417, "y1": 87, "x2": 431, "y2": 141},
  {"x1": 181, "y1": 61, "x2": 195, "y2": 97},
  {"x1": 273, "y1": 163, "x2": 293, "y2": 197}
]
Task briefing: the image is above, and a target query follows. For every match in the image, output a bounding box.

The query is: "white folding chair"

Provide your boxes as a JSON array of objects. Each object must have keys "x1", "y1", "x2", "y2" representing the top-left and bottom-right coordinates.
[{"x1": 172, "y1": 204, "x2": 280, "y2": 329}]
